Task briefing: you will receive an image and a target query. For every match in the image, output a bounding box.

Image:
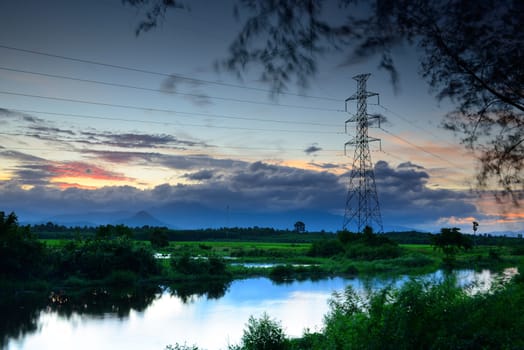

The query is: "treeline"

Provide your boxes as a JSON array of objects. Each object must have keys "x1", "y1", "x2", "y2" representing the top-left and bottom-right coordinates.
[
  {"x1": 0, "y1": 211, "x2": 236, "y2": 287},
  {"x1": 0, "y1": 212, "x2": 160, "y2": 284},
  {"x1": 32, "y1": 223, "x2": 332, "y2": 242},
  {"x1": 29, "y1": 222, "x2": 524, "y2": 246},
  {"x1": 384, "y1": 230, "x2": 524, "y2": 246}
]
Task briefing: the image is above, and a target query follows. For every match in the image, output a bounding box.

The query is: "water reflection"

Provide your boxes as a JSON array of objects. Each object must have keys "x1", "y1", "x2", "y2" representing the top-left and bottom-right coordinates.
[
  {"x1": 167, "y1": 279, "x2": 232, "y2": 303},
  {"x1": 3, "y1": 269, "x2": 516, "y2": 350},
  {"x1": 0, "y1": 291, "x2": 43, "y2": 349}
]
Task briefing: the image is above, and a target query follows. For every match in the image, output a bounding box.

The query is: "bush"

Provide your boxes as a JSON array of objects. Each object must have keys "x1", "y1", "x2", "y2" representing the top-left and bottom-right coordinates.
[
  {"x1": 236, "y1": 313, "x2": 288, "y2": 350},
  {"x1": 345, "y1": 242, "x2": 401, "y2": 260},
  {"x1": 0, "y1": 212, "x2": 47, "y2": 279},
  {"x1": 50, "y1": 237, "x2": 160, "y2": 280},
  {"x1": 150, "y1": 229, "x2": 169, "y2": 249},
  {"x1": 171, "y1": 254, "x2": 227, "y2": 276},
  {"x1": 395, "y1": 253, "x2": 434, "y2": 268},
  {"x1": 308, "y1": 239, "x2": 344, "y2": 257},
  {"x1": 315, "y1": 278, "x2": 524, "y2": 349}
]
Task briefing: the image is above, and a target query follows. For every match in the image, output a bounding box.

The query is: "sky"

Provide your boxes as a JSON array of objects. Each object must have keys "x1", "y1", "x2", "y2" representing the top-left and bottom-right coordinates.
[{"x1": 0, "y1": 0, "x2": 521, "y2": 233}]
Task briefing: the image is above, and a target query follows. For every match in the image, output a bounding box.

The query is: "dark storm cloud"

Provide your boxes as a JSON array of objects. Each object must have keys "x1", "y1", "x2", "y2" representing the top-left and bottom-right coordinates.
[
  {"x1": 78, "y1": 131, "x2": 206, "y2": 149},
  {"x1": 83, "y1": 150, "x2": 244, "y2": 170},
  {"x1": 28, "y1": 125, "x2": 76, "y2": 136},
  {"x1": 231, "y1": 161, "x2": 339, "y2": 190},
  {"x1": 304, "y1": 144, "x2": 322, "y2": 155},
  {"x1": 309, "y1": 162, "x2": 341, "y2": 169},
  {"x1": 0, "y1": 159, "x2": 479, "y2": 230},
  {"x1": 9, "y1": 165, "x2": 55, "y2": 186},
  {"x1": 373, "y1": 161, "x2": 477, "y2": 224},
  {"x1": 184, "y1": 169, "x2": 216, "y2": 181},
  {"x1": 0, "y1": 108, "x2": 45, "y2": 124},
  {"x1": 1, "y1": 150, "x2": 51, "y2": 185},
  {"x1": 0, "y1": 150, "x2": 46, "y2": 163},
  {"x1": 397, "y1": 161, "x2": 425, "y2": 170}
]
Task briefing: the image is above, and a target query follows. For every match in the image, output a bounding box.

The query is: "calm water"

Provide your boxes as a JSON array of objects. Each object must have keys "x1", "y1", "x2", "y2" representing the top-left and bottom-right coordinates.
[{"x1": 3, "y1": 269, "x2": 512, "y2": 350}]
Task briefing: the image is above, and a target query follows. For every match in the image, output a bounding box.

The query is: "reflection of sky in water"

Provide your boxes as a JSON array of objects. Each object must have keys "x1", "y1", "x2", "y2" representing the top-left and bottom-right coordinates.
[{"x1": 7, "y1": 269, "x2": 516, "y2": 350}]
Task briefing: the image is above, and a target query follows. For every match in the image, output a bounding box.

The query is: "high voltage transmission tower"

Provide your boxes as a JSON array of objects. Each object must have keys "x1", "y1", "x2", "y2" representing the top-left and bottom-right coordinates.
[{"x1": 343, "y1": 74, "x2": 384, "y2": 233}]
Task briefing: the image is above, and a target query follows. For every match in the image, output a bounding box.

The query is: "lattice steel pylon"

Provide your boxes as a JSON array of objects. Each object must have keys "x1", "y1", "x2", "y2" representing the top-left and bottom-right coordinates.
[{"x1": 343, "y1": 74, "x2": 384, "y2": 233}]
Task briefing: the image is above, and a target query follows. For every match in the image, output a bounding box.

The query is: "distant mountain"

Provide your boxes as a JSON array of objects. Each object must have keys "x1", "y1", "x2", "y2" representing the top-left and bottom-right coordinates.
[
  {"x1": 42, "y1": 210, "x2": 132, "y2": 227},
  {"x1": 115, "y1": 210, "x2": 166, "y2": 228},
  {"x1": 150, "y1": 202, "x2": 343, "y2": 231}
]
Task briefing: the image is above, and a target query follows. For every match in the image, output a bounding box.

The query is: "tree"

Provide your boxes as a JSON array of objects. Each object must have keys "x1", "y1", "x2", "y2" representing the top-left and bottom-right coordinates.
[
  {"x1": 293, "y1": 221, "x2": 305, "y2": 233},
  {"x1": 0, "y1": 211, "x2": 45, "y2": 279},
  {"x1": 237, "y1": 313, "x2": 288, "y2": 350},
  {"x1": 150, "y1": 228, "x2": 169, "y2": 249},
  {"x1": 125, "y1": 0, "x2": 524, "y2": 205},
  {"x1": 432, "y1": 227, "x2": 473, "y2": 261}
]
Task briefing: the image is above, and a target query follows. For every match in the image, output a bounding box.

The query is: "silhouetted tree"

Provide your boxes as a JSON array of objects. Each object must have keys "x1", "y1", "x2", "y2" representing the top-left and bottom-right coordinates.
[
  {"x1": 126, "y1": 0, "x2": 524, "y2": 204},
  {"x1": 0, "y1": 211, "x2": 45, "y2": 279},
  {"x1": 432, "y1": 227, "x2": 473, "y2": 260},
  {"x1": 149, "y1": 228, "x2": 169, "y2": 249},
  {"x1": 294, "y1": 221, "x2": 305, "y2": 233}
]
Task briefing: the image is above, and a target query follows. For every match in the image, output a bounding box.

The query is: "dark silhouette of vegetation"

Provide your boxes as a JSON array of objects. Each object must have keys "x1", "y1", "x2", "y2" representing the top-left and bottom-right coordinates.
[
  {"x1": 171, "y1": 253, "x2": 228, "y2": 277},
  {"x1": 50, "y1": 236, "x2": 160, "y2": 281},
  {"x1": 149, "y1": 227, "x2": 170, "y2": 249},
  {"x1": 126, "y1": 0, "x2": 524, "y2": 204},
  {"x1": 0, "y1": 289, "x2": 43, "y2": 348},
  {"x1": 0, "y1": 212, "x2": 46, "y2": 279},
  {"x1": 309, "y1": 229, "x2": 401, "y2": 260},
  {"x1": 293, "y1": 221, "x2": 305, "y2": 233},
  {"x1": 432, "y1": 227, "x2": 473, "y2": 265},
  {"x1": 300, "y1": 275, "x2": 524, "y2": 349}
]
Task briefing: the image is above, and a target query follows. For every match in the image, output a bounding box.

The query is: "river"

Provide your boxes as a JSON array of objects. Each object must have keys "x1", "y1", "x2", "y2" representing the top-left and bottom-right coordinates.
[{"x1": 3, "y1": 268, "x2": 514, "y2": 350}]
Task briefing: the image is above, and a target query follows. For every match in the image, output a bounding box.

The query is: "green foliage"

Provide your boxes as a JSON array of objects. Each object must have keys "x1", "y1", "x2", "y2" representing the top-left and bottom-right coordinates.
[
  {"x1": 312, "y1": 231, "x2": 402, "y2": 260},
  {"x1": 236, "y1": 313, "x2": 288, "y2": 350},
  {"x1": 96, "y1": 224, "x2": 133, "y2": 240},
  {"x1": 308, "y1": 239, "x2": 344, "y2": 257},
  {"x1": 170, "y1": 254, "x2": 227, "y2": 276},
  {"x1": 0, "y1": 211, "x2": 46, "y2": 279},
  {"x1": 51, "y1": 236, "x2": 159, "y2": 280},
  {"x1": 312, "y1": 277, "x2": 524, "y2": 349},
  {"x1": 344, "y1": 241, "x2": 401, "y2": 260},
  {"x1": 149, "y1": 228, "x2": 169, "y2": 249}
]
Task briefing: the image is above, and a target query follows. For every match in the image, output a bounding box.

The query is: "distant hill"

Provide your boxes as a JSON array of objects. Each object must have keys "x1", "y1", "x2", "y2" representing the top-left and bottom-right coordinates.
[{"x1": 114, "y1": 210, "x2": 166, "y2": 228}]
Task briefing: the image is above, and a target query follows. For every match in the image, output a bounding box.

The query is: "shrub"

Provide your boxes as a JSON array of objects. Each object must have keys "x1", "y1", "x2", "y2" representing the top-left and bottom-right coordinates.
[
  {"x1": 345, "y1": 242, "x2": 401, "y2": 260},
  {"x1": 51, "y1": 237, "x2": 160, "y2": 280},
  {"x1": 308, "y1": 239, "x2": 344, "y2": 257},
  {"x1": 237, "y1": 313, "x2": 288, "y2": 350},
  {"x1": 316, "y1": 278, "x2": 524, "y2": 349},
  {"x1": 171, "y1": 254, "x2": 227, "y2": 276},
  {"x1": 150, "y1": 229, "x2": 169, "y2": 249},
  {"x1": 395, "y1": 253, "x2": 434, "y2": 268},
  {"x1": 0, "y1": 211, "x2": 47, "y2": 279}
]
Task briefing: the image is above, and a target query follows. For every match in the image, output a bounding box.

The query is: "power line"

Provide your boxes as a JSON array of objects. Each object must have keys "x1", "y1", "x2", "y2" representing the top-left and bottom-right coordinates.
[
  {"x1": 9, "y1": 109, "x2": 341, "y2": 135},
  {"x1": 377, "y1": 104, "x2": 458, "y2": 148},
  {"x1": 0, "y1": 134, "x2": 343, "y2": 154},
  {"x1": 0, "y1": 66, "x2": 343, "y2": 113},
  {"x1": 0, "y1": 90, "x2": 339, "y2": 127},
  {"x1": 0, "y1": 44, "x2": 341, "y2": 102},
  {"x1": 378, "y1": 127, "x2": 462, "y2": 168}
]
